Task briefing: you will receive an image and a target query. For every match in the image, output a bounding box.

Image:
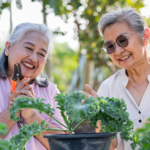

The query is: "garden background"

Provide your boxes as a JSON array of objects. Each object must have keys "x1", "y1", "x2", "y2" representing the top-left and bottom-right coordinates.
[{"x1": 0, "y1": 0, "x2": 150, "y2": 133}]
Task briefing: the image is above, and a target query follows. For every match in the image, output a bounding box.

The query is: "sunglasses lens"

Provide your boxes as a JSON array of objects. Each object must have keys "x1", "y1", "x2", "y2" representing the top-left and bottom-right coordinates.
[
  {"x1": 104, "y1": 42, "x2": 115, "y2": 54},
  {"x1": 116, "y1": 35, "x2": 128, "y2": 47}
]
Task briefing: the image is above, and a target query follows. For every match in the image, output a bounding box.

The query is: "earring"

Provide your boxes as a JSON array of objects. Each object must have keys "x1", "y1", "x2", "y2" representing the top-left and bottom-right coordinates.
[{"x1": 144, "y1": 41, "x2": 148, "y2": 45}]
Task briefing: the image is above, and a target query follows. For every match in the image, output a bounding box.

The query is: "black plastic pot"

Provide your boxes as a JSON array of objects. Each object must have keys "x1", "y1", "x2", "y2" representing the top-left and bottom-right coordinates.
[{"x1": 44, "y1": 132, "x2": 116, "y2": 150}]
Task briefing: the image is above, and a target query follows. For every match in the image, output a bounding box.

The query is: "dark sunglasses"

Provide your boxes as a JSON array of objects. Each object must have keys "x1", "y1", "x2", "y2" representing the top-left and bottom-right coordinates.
[{"x1": 102, "y1": 32, "x2": 136, "y2": 54}]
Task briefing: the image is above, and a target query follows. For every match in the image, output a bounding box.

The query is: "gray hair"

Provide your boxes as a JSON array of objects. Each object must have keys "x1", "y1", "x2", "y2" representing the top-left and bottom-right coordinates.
[
  {"x1": 98, "y1": 8, "x2": 147, "y2": 42},
  {"x1": 8, "y1": 22, "x2": 53, "y2": 55}
]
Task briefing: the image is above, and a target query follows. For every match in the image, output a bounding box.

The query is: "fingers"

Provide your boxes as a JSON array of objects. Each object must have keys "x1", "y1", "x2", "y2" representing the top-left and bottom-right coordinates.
[
  {"x1": 16, "y1": 89, "x2": 35, "y2": 98},
  {"x1": 8, "y1": 78, "x2": 35, "y2": 109},
  {"x1": 8, "y1": 90, "x2": 20, "y2": 109},
  {"x1": 15, "y1": 79, "x2": 35, "y2": 97},
  {"x1": 79, "y1": 91, "x2": 91, "y2": 98},
  {"x1": 81, "y1": 99, "x2": 85, "y2": 104},
  {"x1": 15, "y1": 78, "x2": 30, "y2": 92},
  {"x1": 21, "y1": 84, "x2": 35, "y2": 97},
  {"x1": 85, "y1": 84, "x2": 98, "y2": 98}
]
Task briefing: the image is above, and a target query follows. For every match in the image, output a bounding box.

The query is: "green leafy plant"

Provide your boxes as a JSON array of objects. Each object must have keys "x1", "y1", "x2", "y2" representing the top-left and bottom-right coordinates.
[
  {"x1": 136, "y1": 117, "x2": 150, "y2": 150},
  {"x1": 9, "y1": 92, "x2": 140, "y2": 150},
  {"x1": 0, "y1": 123, "x2": 19, "y2": 150}
]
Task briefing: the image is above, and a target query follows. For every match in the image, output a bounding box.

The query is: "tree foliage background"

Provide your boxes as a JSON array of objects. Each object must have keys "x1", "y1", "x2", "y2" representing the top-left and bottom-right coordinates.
[{"x1": 0, "y1": 0, "x2": 149, "y2": 94}]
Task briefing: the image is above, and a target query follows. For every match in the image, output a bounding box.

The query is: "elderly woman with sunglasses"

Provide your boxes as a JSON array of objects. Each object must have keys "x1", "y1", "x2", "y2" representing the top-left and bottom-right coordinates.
[
  {"x1": 0, "y1": 23, "x2": 65, "y2": 150},
  {"x1": 83, "y1": 8, "x2": 150, "y2": 150}
]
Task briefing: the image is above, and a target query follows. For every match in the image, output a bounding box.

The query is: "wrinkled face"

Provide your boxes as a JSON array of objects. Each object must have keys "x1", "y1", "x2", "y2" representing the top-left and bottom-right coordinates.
[
  {"x1": 103, "y1": 22, "x2": 146, "y2": 70},
  {"x1": 5, "y1": 31, "x2": 49, "y2": 80}
]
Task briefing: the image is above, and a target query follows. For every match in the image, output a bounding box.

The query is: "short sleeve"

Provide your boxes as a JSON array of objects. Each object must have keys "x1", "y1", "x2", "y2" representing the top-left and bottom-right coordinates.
[
  {"x1": 0, "y1": 87, "x2": 2, "y2": 113},
  {"x1": 0, "y1": 85, "x2": 5, "y2": 114}
]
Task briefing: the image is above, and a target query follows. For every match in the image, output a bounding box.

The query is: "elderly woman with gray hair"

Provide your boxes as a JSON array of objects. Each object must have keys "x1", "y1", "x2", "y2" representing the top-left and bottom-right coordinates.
[
  {"x1": 83, "y1": 8, "x2": 150, "y2": 150},
  {"x1": 0, "y1": 23, "x2": 65, "y2": 150}
]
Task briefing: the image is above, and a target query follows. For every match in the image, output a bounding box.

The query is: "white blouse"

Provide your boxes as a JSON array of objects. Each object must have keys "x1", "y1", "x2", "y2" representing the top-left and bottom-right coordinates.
[{"x1": 97, "y1": 68, "x2": 150, "y2": 150}]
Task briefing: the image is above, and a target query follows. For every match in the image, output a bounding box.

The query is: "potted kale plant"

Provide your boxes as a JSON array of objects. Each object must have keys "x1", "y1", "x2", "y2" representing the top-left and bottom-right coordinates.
[{"x1": 9, "y1": 92, "x2": 140, "y2": 150}]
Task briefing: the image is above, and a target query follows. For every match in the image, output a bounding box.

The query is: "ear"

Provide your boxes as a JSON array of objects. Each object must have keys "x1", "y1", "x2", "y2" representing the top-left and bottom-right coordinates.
[
  {"x1": 5, "y1": 42, "x2": 11, "y2": 56},
  {"x1": 143, "y1": 28, "x2": 150, "y2": 45}
]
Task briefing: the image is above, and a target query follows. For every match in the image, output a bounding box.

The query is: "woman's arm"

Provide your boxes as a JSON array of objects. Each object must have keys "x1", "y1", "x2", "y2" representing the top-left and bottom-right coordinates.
[
  {"x1": 0, "y1": 109, "x2": 20, "y2": 139},
  {"x1": 0, "y1": 78, "x2": 34, "y2": 139},
  {"x1": 96, "y1": 120, "x2": 118, "y2": 150},
  {"x1": 0, "y1": 88, "x2": 23, "y2": 139},
  {"x1": 110, "y1": 138, "x2": 118, "y2": 150},
  {"x1": 24, "y1": 112, "x2": 65, "y2": 150}
]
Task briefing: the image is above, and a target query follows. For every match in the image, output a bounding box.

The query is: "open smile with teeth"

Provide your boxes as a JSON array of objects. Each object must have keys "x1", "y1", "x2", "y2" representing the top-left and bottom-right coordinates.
[
  {"x1": 119, "y1": 54, "x2": 131, "y2": 61},
  {"x1": 22, "y1": 62, "x2": 34, "y2": 68}
]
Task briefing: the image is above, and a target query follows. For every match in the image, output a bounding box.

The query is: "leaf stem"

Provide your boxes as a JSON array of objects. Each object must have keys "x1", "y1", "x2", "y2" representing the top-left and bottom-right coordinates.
[
  {"x1": 45, "y1": 128, "x2": 68, "y2": 132},
  {"x1": 61, "y1": 111, "x2": 70, "y2": 128},
  {"x1": 50, "y1": 115, "x2": 68, "y2": 129},
  {"x1": 17, "y1": 107, "x2": 68, "y2": 129},
  {"x1": 72, "y1": 119, "x2": 87, "y2": 131}
]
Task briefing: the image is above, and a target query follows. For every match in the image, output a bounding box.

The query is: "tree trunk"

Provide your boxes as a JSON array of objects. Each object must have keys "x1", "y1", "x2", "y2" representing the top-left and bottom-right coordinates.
[
  {"x1": 84, "y1": 59, "x2": 95, "y2": 90},
  {"x1": 8, "y1": 0, "x2": 13, "y2": 34},
  {"x1": 42, "y1": 1, "x2": 51, "y2": 79},
  {"x1": 42, "y1": 3, "x2": 47, "y2": 25}
]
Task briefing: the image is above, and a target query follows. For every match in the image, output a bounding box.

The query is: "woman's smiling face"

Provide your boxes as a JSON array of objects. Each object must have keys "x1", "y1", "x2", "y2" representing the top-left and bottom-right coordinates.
[
  {"x1": 5, "y1": 31, "x2": 49, "y2": 80},
  {"x1": 103, "y1": 22, "x2": 146, "y2": 70}
]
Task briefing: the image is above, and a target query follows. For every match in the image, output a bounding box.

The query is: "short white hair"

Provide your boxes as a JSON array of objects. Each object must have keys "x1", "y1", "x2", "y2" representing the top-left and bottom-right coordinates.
[
  {"x1": 98, "y1": 8, "x2": 147, "y2": 43},
  {"x1": 8, "y1": 22, "x2": 53, "y2": 55}
]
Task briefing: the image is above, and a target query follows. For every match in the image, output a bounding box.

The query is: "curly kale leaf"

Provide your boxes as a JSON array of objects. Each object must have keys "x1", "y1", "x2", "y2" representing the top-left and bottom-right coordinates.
[
  {"x1": 0, "y1": 140, "x2": 19, "y2": 150},
  {"x1": 10, "y1": 121, "x2": 49, "y2": 150},
  {"x1": 55, "y1": 92, "x2": 100, "y2": 123},
  {"x1": 0, "y1": 123, "x2": 19, "y2": 150},
  {"x1": 0, "y1": 123, "x2": 7, "y2": 136},
  {"x1": 136, "y1": 117, "x2": 150, "y2": 150},
  {"x1": 90, "y1": 97, "x2": 140, "y2": 150},
  {"x1": 9, "y1": 97, "x2": 55, "y2": 121}
]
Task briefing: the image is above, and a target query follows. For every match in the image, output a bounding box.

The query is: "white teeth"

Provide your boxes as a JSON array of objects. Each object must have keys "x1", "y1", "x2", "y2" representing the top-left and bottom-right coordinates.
[
  {"x1": 120, "y1": 54, "x2": 131, "y2": 60},
  {"x1": 23, "y1": 62, "x2": 34, "y2": 68}
]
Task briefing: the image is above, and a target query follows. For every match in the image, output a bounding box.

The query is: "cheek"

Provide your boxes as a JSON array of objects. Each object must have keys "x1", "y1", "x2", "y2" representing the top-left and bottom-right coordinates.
[
  {"x1": 38, "y1": 59, "x2": 46, "y2": 70},
  {"x1": 109, "y1": 54, "x2": 115, "y2": 62},
  {"x1": 108, "y1": 54, "x2": 120, "y2": 66}
]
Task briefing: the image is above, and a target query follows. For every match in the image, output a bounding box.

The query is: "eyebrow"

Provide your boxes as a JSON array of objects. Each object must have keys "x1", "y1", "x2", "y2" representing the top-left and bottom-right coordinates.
[
  {"x1": 104, "y1": 32, "x2": 129, "y2": 43},
  {"x1": 24, "y1": 42, "x2": 47, "y2": 54}
]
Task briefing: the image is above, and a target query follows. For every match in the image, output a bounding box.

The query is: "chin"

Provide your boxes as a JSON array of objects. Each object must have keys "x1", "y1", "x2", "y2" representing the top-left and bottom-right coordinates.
[{"x1": 122, "y1": 65, "x2": 133, "y2": 70}]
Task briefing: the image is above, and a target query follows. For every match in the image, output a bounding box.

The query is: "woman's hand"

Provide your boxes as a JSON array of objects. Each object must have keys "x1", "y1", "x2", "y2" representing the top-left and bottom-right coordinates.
[
  {"x1": 13, "y1": 81, "x2": 36, "y2": 120},
  {"x1": 8, "y1": 78, "x2": 35, "y2": 118},
  {"x1": 8, "y1": 78, "x2": 30, "y2": 116},
  {"x1": 80, "y1": 84, "x2": 99, "y2": 104},
  {"x1": 80, "y1": 84, "x2": 99, "y2": 98}
]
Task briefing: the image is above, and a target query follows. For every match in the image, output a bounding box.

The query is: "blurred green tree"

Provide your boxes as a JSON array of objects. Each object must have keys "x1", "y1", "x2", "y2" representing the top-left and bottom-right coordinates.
[
  {"x1": 0, "y1": 0, "x2": 22, "y2": 34},
  {"x1": 50, "y1": 43, "x2": 78, "y2": 93},
  {"x1": 31, "y1": 0, "x2": 82, "y2": 79}
]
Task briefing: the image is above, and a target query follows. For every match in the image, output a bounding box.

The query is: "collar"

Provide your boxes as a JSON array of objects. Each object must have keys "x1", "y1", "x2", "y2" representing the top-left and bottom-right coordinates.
[{"x1": 121, "y1": 68, "x2": 129, "y2": 88}]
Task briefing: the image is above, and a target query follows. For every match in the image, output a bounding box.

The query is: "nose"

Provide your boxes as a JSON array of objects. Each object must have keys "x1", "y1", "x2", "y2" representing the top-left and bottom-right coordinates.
[
  {"x1": 28, "y1": 52, "x2": 37, "y2": 63},
  {"x1": 114, "y1": 44, "x2": 124, "y2": 55}
]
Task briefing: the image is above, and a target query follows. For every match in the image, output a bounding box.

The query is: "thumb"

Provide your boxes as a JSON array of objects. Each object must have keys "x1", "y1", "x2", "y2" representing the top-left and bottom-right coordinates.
[{"x1": 85, "y1": 84, "x2": 98, "y2": 98}]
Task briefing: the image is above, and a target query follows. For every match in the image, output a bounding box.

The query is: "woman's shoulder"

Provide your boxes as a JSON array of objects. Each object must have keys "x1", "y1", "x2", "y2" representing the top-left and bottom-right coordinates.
[
  {"x1": 97, "y1": 69, "x2": 125, "y2": 97},
  {"x1": 47, "y1": 81, "x2": 59, "y2": 91},
  {"x1": 0, "y1": 78, "x2": 10, "y2": 88},
  {"x1": 102, "y1": 69, "x2": 124, "y2": 85},
  {"x1": 34, "y1": 81, "x2": 59, "y2": 95}
]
